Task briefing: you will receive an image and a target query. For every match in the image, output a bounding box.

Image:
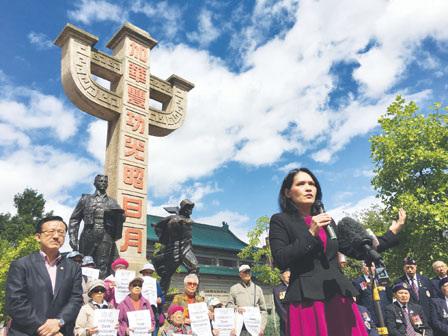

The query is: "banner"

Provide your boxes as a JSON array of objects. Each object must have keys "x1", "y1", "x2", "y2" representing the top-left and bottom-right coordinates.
[
  {"x1": 141, "y1": 276, "x2": 157, "y2": 306},
  {"x1": 94, "y1": 309, "x2": 119, "y2": 336},
  {"x1": 82, "y1": 267, "x2": 100, "y2": 280},
  {"x1": 214, "y1": 307, "x2": 235, "y2": 336},
  {"x1": 127, "y1": 310, "x2": 153, "y2": 336},
  {"x1": 114, "y1": 270, "x2": 136, "y2": 304},
  {"x1": 188, "y1": 302, "x2": 213, "y2": 336}
]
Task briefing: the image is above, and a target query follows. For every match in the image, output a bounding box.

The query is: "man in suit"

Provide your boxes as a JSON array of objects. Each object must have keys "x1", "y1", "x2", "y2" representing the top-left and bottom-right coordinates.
[
  {"x1": 6, "y1": 216, "x2": 83, "y2": 336},
  {"x1": 431, "y1": 261, "x2": 448, "y2": 298},
  {"x1": 430, "y1": 277, "x2": 448, "y2": 336},
  {"x1": 273, "y1": 269, "x2": 290, "y2": 336},
  {"x1": 353, "y1": 262, "x2": 392, "y2": 324},
  {"x1": 385, "y1": 283, "x2": 433, "y2": 336},
  {"x1": 396, "y1": 257, "x2": 437, "y2": 320}
]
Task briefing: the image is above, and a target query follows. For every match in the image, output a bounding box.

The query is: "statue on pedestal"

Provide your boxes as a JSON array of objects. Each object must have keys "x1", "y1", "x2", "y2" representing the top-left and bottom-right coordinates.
[
  {"x1": 69, "y1": 174, "x2": 126, "y2": 278},
  {"x1": 152, "y1": 199, "x2": 199, "y2": 294}
]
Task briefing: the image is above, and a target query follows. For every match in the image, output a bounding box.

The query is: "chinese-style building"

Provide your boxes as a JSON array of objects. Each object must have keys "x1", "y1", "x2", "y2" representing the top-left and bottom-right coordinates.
[{"x1": 146, "y1": 215, "x2": 274, "y2": 309}]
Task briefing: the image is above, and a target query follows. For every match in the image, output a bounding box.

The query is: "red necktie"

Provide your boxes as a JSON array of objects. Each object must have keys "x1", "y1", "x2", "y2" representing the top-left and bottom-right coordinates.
[
  {"x1": 402, "y1": 306, "x2": 417, "y2": 336},
  {"x1": 410, "y1": 278, "x2": 419, "y2": 300}
]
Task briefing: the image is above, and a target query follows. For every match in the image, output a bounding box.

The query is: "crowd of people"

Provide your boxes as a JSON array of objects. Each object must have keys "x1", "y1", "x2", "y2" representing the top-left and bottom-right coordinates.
[
  {"x1": 3, "y1": 215, "x2": 269, "y2": 336},
  {"x1": 3, "y1": 168, "x2": 447, "y2": 336}
]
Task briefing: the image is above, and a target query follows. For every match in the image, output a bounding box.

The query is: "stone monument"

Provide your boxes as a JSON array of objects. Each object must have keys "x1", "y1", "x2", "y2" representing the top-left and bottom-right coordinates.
[{"x1": 55, "y1": 22, "x2": 194, "y2": 269}]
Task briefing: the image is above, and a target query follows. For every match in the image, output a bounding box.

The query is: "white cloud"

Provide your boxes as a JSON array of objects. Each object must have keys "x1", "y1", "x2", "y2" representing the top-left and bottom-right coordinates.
[
  {"x1": 68, "y1": 0, "x2": 124, "y2": 24},
  {"x1": 329, "y1": 195, "x2": 382, "y2": 223},
  {"x1": 0, "y1": 146, "x2": 99, "y2": 215},
  {"x1": 196, "y1": 210, "x2": 251, "y2": 243},
  {"x1": 0, "y1": 89, "x2": 79, "y2": 141},
  {"x1": 0, "y1": 123, "x2": 30, "y2": 147},
  {"x1": 142, "y1": 0, "x2": 448, "y2": 195},
  {"x1": 130, "y1": 0, "x2": 183, "y2": 39},
  {"x1": 278, "y1": 162, "x2": 302, "y2": 173},
  {"x1": 86, "y1": 120, "x2": 107, "y2": 163},
  {"x1": 28, "y1": 32, "x2": 54, "y2": 50},
  {"x1": 187, "y1": 9, "x2": 221, "y2": 47}
]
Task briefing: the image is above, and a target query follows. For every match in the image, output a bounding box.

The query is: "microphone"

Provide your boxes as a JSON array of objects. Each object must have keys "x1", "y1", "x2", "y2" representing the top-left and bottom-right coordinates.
[
  {"x1": 313, "y1": 200, "x2": 337, "y2": 240},
  {"x1": 337, "y1": 217, "x2": 381, "y2": 262}
]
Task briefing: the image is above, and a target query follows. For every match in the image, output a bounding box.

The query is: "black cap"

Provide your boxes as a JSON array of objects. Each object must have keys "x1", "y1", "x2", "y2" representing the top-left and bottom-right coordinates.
[
  {"x1": 439, "y1": 277, "x2": 448, "y2": 289},
  {"x1": 403, "y1": 257, "x2": 417, "y2": 265},
  {"x1": 393, "y1": 282, "x2": 410, "y2": 293}
]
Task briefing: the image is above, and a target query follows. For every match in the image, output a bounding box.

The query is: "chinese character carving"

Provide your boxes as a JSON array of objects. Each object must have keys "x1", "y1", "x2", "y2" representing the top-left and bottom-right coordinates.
[
  {"x1": 120, "y1": 227, "x2": 143, "y2": 253},
  {"x1": 123, "y1": 196, "x2": 143, "y2": 219},
  {"x1": 129, "y1": 41, "x2": 147, "y2": 63},
  {"x1": 128, "y1": 62, "x2": 147, "y2": 84},
  {"x1": 123, "y1": 164, "x2": 144, "y2": 190},
  {"x1": 127, "y1": 85, "x2": 146, "y2": 109},
  {"x1": 124, "y1": 135, "x2": 145, "y2": 161},
  {"x1": 126, "y1": 110, "x2": 145, "y2": 134}
]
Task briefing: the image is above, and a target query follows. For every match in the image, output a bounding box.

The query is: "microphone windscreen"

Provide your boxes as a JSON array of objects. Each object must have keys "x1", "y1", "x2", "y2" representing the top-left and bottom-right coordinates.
[{"x1": 337, "y1": 217, "x2": 372, "y2": 260}]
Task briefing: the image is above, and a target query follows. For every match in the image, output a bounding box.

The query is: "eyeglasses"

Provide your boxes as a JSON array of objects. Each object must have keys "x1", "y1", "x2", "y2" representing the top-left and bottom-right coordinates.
[
  {"x1": 131, "y1": 283, "x2": 142, "y2": 288},
  {"x1": 40, "y1": 229, "x2": 66, "y2": 236},
  {"x1": 91, "y1": 287, "x2": 105, "y2": 294},
  {"x1": 187, "y1": 282, "x2": 198, "y2": 286}
]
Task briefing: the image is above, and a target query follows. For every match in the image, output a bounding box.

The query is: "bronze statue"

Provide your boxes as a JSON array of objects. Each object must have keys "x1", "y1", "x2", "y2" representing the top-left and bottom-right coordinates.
[
  {"x1": 69, "y1": 174, "x2": 125, "y2": 278},
  {"x1": 152, "y1": 199, "x2": 199, "y2": 294}
]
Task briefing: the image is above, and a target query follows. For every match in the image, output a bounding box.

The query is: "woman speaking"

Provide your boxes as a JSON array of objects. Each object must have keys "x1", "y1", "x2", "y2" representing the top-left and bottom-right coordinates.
[{"x1": 269, "y1": 168, "x2": 367, "y2": 336}]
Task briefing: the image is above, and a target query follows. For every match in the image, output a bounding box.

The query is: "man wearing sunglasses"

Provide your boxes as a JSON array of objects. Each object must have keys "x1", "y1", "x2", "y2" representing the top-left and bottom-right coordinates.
[
  {"x1": 6, "y1": 216, "x2": 83, "y2": 336},
  {"x1": 227, "y1": 265, "x2": 267, "y2": 336}
]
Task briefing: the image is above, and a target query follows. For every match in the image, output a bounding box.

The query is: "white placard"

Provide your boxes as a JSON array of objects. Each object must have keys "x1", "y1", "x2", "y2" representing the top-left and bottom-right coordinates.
[
  {"x1": 127, "y1": 310, "x2": 153, "y2": 336},
  {"x1": 142, "y1": 276, "x2": 157, "y2": 306},
  {"x1": 94, "y1": 309, "x2": 119, "y2": 336},
  {"x1": 82, "y1": 267, "x2": 100, "y2": 279},
  {"x1": 188, "y1": 302, "x2": 213, "y2": 336},
  {"x1": 214, "y1": 308, "x2": 235, "y2": 336},
  {"x1": 114, "y1": 270, "x2": 135, "y2": 304},
  {"x1": 235, "y1": 311, "x2": 244, "y2": 336},
  {"x1": 242, "y1": 307, "x2": 261, "y2": 336}
]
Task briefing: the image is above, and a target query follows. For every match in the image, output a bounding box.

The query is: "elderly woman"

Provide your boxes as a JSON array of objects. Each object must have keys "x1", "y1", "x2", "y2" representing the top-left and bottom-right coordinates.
[
  {"x1": 159, "y1": 305, "x2": 192, "y2": 336},
  {"x1": 117, "y1": 277, "x2": 155, "y2": 336},
  {"x1": 104, "y1": 257, "x2": 129, "y2": 307},
  {"x1": 269, "y1": 168, "x2": 367, "y2": 336},
  {"x1": 74, "y1": 279, "x2": 114, "y2": 336},
  {"x1": 172, "y1": 274, "x2": 204, "y2": 324}
]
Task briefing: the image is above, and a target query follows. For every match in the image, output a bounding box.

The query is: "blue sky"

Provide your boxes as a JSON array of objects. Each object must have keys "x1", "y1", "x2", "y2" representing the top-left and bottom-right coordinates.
[{"x1": 1, "y1": 0, "x2": 448, "y2": 243}]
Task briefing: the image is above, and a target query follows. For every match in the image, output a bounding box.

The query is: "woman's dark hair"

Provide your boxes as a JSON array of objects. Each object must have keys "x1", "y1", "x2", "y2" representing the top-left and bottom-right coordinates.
[
  {"x1": 35, "y1": 215, "x2": 68, "y2": 233},
  {"x1": 278, "y1": 167, "x2": 322, "y2": 214}
]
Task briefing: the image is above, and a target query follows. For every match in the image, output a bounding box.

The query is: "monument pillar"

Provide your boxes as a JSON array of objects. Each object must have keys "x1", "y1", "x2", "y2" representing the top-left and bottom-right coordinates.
[{"x1": 55, "y1": 23, "x2": 194, "y2": 269}]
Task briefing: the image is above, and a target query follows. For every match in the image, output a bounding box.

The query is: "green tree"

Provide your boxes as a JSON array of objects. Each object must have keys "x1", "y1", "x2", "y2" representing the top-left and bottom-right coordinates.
[
  {"x1": 0, "y1": 188, "x2": 51, "y2": 245},
  {"x1": 238, "y1": 216, "x2": 281, "y2": 286},
  {"x1": 0, "y1": 236, "x2": 39, "y2": 323},
  {"x1": 0, "y1": 188, "x2": 51, "y2": 323},
  {"x1": 370, "y1": 96, "x2": 448, "y2": 276}
]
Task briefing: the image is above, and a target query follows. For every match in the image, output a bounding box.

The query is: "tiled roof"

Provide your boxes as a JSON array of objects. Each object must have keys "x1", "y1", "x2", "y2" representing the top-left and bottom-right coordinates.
[
  {"x1": 177, "y1": 264, "x2": 239, "y2": 276},
  {"x1": 146, "y1": 214, "x2": 247, "y2": 252}
]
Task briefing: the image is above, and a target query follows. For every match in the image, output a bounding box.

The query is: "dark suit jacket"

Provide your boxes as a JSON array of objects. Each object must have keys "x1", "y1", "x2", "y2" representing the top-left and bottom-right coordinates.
[
  {"x1": 269, "y1": 212, "x2": 357, "y2": 303},
  {"x1": 6, "y1": 252, "x2": 83, "y2": 336},
  {"x1": 430, "y1": 298, "x2": 448, "y2": 336},
  {"x1": 358, "y1": 304, "x2": 379, "y2": 336},
  {"x1": 273, "y1": 282, "x2": 288, "y2": 336},
  {"x1": 396, "y1": 274, "x2": 437, "y2": 319},
  {"x1": 352, "y1": 275, "x2": 391, "y2": 324},
  {"x1": 432, "y1": 277, "x2": 447, "y2": 299},
  {"x1": 385, "y1": 301, "x2": 433, "y2": 336},
  {"x1": 376, "y1": 230, "x2": 400, "y2": 253}
]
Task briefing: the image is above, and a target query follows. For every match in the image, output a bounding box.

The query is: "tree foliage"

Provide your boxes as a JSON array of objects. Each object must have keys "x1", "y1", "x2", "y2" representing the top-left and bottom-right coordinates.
[
  {"x1": 238, "y1": 216, "x2": 281, "y2": 286},
  {"x1": 0, "y1": 236, "x2": 39, "y2": 323},
  {"x1": 370, "y1": 96, "x2": 448, "y2": 276},
  {"x1": 0, "y1": 188, "x2": 51, "y2": 245},
  {"x1": 0, "y1": 188, "x2": 50, "y2": 323}
]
